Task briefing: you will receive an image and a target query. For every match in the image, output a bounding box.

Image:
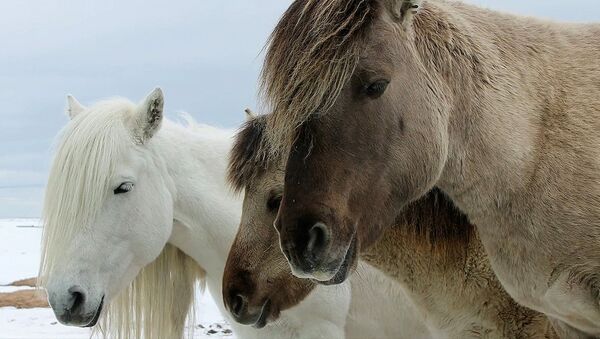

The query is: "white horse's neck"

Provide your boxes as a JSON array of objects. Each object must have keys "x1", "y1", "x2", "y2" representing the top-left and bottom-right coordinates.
[{"x1": 150, "y1": 120, "x2": 241, "y2": 301}]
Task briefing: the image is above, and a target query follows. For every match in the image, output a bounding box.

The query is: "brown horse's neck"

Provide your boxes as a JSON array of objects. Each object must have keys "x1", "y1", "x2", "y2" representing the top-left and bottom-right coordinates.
[
  {"x1": 362, "y1": 189, "x2": 481, "y2": 286},
  {"x1": 361, "y1": 189, "x2": 555, "y2": 337}
]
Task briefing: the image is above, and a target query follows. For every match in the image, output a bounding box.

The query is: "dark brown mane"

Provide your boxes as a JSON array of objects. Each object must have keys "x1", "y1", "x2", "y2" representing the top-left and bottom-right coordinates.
[
  {"x1": 397, "y1": 188, "x2": 474, "y2": 254},
  {"x1": 228, "y1": 115, "x2": 273, "y2": 193},
  {"x1": 261, "y1": 0, "x2": 379, "y2": 154}
]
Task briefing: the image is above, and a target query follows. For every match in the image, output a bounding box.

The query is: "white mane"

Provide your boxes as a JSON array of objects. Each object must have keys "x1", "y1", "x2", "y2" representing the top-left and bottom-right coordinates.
[
  {"x1": 39, "y1": 98, "x2": 205, "y2": 339},
  {"x1": 40, "y1": 99, "x2": 133, "y2": 283}
]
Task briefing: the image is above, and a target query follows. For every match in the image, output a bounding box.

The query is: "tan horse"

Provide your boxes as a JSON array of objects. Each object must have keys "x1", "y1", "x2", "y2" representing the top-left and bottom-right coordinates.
[
  {"x1": 260, "y1": 0, "x2": 600, "y2": 335},
  {"x1": 224, "y1": 116, "x2": 559, "y2": 338}
]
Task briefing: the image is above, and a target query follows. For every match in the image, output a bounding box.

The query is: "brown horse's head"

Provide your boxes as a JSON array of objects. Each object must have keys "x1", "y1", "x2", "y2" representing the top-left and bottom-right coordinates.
[
  {"x1": 262, "y1": 0, "x2": 454, "y2": 283},
  {"x1": 222, "y1": 116, "x2": 316, "y2": 328}
]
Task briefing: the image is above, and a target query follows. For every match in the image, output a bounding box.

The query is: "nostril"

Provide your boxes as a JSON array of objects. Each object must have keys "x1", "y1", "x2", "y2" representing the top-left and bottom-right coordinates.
[
  {"x1": 67, "y1": 285, "x2": 85, "y2": 314},
  {"x1": 230, "y1": 293, "x2": 247, "y2": 318},
  {"x1": 305, "y1": 222, "x2": 330, "y2": 262}
]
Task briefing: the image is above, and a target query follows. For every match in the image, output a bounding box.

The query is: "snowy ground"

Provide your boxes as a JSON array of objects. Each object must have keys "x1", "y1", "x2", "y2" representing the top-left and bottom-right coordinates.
[{"x1": 0, "y1": 219, "x2": 234, "y2": 339}]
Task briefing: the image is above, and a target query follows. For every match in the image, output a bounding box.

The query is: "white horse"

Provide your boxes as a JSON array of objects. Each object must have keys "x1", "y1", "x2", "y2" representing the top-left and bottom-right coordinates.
[{"x1": 38, "y1": 89, "x2": 424, "y2": 338}]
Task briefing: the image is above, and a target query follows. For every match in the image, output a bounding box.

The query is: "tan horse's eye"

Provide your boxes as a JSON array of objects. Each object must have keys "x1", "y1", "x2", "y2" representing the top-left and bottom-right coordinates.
[
  {"x1": 267, "y1": 195, "x2": 282, "y2": 213},
  {"x1": 364, "y1": 79, "x2": 389, "y2": 98}
]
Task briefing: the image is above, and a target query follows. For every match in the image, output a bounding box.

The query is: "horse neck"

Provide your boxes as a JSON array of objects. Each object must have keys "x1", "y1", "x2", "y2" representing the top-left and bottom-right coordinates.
[
  {"x1": 414, "y1": 1, "x2": 573, "y2": 211},
  {"x1": 361, "y1": 190, "x2": 553, "y2": 335},
  {"x1": 151, "y1": 121, "x2": 241, "y2": 285}
]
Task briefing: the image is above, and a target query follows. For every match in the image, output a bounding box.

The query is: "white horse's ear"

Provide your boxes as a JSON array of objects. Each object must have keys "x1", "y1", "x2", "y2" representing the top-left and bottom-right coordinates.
[
  {"x1": 244, "y1": 108, "x2": 257, "y2": 121},
  {"x1": 66, "y1": 95, "x2": 86, "y2": 119},
  {"x1": 133, "y1": 88, "x2": 164, "y2": 144},
  {"x1": 382, "y1": 0, "x2": 423, "y2": 26}
]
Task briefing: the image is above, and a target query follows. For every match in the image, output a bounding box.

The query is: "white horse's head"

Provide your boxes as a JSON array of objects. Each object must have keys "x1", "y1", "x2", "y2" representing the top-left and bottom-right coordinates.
[{"x1": 40, "y1": 88, "x2": 180, "y2": 328}]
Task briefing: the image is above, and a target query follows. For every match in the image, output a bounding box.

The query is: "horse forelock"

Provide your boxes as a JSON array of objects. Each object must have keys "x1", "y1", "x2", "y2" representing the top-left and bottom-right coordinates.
[
  {"x1": 228, "y1": 115, "x2": 275, "y2": 193},
  {"x1": 260, "y1": 0, "x2": 378, "y2": 155},
  {"x1": 39, "y1": 99, "x2": 134, "y2": 283}
]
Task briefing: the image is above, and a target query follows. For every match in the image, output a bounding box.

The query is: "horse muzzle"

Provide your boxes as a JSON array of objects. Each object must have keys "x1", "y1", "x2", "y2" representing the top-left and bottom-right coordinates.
[{"x1": 49, "y1": 285, "x2": 104, "y2": 327}]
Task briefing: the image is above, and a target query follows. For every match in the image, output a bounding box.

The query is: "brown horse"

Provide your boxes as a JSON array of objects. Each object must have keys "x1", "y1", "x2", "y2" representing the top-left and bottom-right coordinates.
[
  {"x1": 261, "y1": 0, "x2": 600, "y2": 335},
  {"x1": 223, "y1": 114, "x2": 430, "y2": 338},
  {"x1": 223, "y1": 116, "x2": 560, "y2": 338}
]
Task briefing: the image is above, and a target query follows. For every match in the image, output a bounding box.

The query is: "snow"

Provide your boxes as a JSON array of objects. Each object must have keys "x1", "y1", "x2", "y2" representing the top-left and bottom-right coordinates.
[{"x1": 0, "y1": 219, "x2": 234, "y2": 339}]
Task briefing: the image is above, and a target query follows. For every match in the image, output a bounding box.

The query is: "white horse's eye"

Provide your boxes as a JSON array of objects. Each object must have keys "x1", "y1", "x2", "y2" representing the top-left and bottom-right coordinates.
[{"x1": 114, "y1": 182, "x2": 134, "y2": 195}]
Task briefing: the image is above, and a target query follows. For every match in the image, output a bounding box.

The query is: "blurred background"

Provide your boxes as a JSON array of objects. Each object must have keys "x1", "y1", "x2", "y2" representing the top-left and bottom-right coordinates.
[{"x1": 1, "y1": 0, "x2": 599, "y2": 218}]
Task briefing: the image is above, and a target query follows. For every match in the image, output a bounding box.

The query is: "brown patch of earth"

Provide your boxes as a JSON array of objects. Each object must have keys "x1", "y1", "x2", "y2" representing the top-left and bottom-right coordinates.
[
  {"x1": 5, "y1": 277, "x2": 38, "y2": 287},
  {"x1": 0, "y1": 277, "x2": 48, "y2": 309}
]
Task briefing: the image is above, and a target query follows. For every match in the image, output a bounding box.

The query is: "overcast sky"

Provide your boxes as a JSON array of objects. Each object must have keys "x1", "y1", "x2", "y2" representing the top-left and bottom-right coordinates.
[{"x1": 0, "y1": 0, "x2": 598, "y2": 218}]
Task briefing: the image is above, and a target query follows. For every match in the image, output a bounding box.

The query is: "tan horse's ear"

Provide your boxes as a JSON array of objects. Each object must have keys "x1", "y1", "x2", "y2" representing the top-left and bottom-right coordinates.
[{"x1": 381, "y1": 0, "x2": 423, "y2": 26}]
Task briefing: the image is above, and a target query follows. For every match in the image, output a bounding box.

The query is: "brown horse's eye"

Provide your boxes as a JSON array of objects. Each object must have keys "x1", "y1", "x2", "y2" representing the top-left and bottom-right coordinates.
[
  {"x1": 267, "y1": 195, "x2": 282, "y2": 213},
  {"x1": 364, "y1": 80, "x2": 389, "y2": 98}
]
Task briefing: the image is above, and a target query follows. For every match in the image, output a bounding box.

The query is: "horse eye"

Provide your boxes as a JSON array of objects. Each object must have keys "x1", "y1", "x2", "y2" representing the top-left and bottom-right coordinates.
[
  {"x1": 364, "y1": 80, "x2": 389, "y2": 98},
  {"x1": 114, "y1": 182, "x2": 134, "y2": 195},
  {"x1": 267, "y1": 195, "x2": 282, "y2": 213}
]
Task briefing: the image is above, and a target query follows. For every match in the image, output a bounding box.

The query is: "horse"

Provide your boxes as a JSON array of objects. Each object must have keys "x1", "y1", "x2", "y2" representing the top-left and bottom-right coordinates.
[
  {"x1": 260, "y1": 0, "x2": 600, "y2": 335},
  {"x1": 224, "y1": 114, "x2": 560, "y2": 338},
  {"x1": 223, "y1": 113, "x2": 430, "y2": 339},
  {"x1": 38, "y1": 89, "x2": 357, "y2": 339}
]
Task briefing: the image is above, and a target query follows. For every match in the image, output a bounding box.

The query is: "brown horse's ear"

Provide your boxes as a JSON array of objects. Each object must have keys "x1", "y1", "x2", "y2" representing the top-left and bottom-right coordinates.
[
  {"x1": 381, "y1": 0, "x2": 423, "y2": 26},
  {"x1": 244, "y1": 108, "x2": 257, "y2": 122}
]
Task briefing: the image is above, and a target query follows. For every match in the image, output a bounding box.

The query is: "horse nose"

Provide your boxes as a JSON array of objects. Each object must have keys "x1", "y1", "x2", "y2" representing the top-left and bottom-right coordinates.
[
  {"x1": 307, "y1": 222, "x2": 330, "y2": 259},
  {"x1": 231, "y1": 293, "x2": 248, "y2": 319},
  {"x1": 225, "y1": 290, "x2": 250, "y2": 323},
  {"x1": 66, "y1": 285, "x2": 86, "y2": 315},
  {"x1": 292, "y1": 219, "x2": 331, "y2": 270}
]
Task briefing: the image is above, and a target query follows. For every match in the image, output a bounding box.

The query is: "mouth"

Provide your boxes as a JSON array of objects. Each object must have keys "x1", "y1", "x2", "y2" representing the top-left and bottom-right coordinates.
[
  {"x1": 314, "y1": 236, "x2": 357, "y2": 286},
  {"x1": 252, "y1": 299, "x2": 272, "y2": 329},
  {"x1": 82, "y1": 296, "x2": 104, "y2": 328}
]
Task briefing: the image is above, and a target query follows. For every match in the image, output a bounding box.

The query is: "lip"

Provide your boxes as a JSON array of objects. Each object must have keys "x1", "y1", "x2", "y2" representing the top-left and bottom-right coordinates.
[
  {"x1": 316, "y1": 236, "x2": 357, "y2": 286},
  {"x1": 82, "y1": 296, "x2": 104, "y2": 328},
  {"x1": 252, "y1": 299, "x2": 272, "y2": 329}
]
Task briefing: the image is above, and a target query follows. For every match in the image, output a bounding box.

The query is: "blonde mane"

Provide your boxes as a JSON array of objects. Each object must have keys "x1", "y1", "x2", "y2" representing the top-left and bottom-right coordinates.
[
  {"x1": 96, "y1": 244, "x2": 204, "y2": 339},
  {"x1": 261, "y1": 0, "x2": 377, "y2": 154},
  {"x1": 38, "y1": 99, "x2": 206, "y2": 339}
]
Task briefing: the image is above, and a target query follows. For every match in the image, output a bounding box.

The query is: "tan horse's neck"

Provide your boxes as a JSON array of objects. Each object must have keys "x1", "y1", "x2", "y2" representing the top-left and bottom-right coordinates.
[
  {"x1": 415, "y1": 1, "x2": 600, "y2": 207},
  {"x1": 412, "y1": 1, "x2": 600, "y2": 334},
  {"x1": 362, "y1": 190, "x2": 557, "y2": 338}
]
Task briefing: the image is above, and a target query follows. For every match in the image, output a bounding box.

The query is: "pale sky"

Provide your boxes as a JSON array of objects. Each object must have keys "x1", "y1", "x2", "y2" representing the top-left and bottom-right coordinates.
[{"x1": 0, "y1": 0, "x2": 598, "y2": 217}]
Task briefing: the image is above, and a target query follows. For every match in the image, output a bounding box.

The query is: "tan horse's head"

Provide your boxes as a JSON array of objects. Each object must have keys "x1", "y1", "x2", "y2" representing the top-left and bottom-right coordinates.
[
  {"x1": 222, "y1": 115, "x2": 316, "y2": 328},
  {"x1": 261, "y1": 0, "x2": 458, "y2": 283}
]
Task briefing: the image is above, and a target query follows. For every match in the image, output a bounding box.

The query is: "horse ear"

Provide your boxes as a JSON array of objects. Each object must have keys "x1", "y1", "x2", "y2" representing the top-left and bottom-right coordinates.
[
  {"x1": 66, "y1": 95, "x2": 86, "y2": 119},
  {"x1": 244, "y1": 108, "x2": 257, "y2": 122},
  {"x1": 133, "y1": 88, "x2": 164, "y2": 144},
  {"x1": 381, "y1": 0, "x2": 423, "y2": 26}
]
